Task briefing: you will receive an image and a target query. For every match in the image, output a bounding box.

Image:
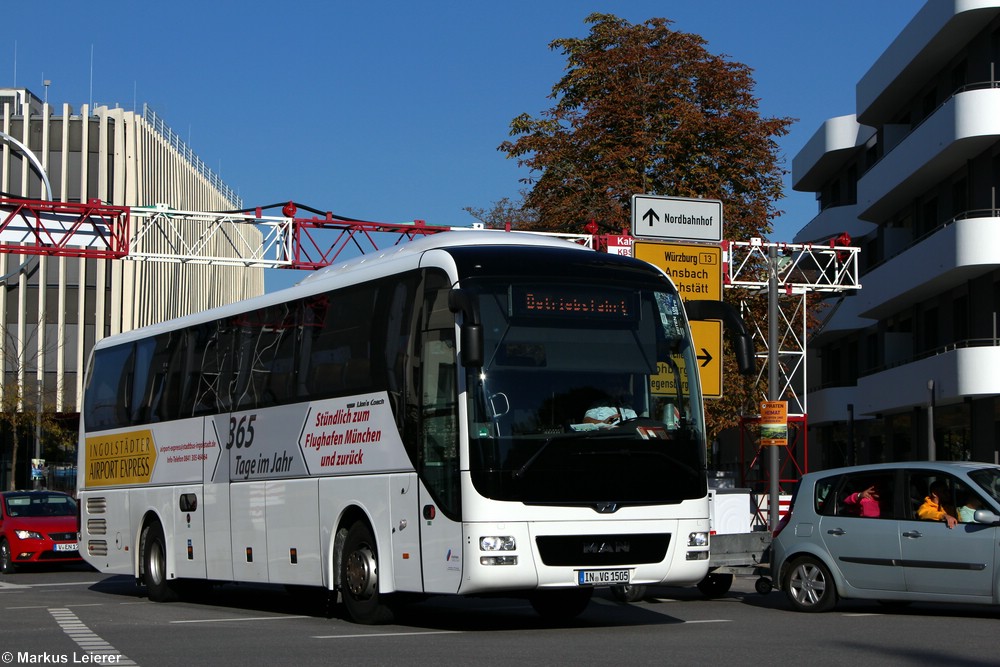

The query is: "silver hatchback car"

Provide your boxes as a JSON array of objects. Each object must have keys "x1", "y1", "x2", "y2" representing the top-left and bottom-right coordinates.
[{"x1": 772, "y1": 461, "x2": 1000, "y2": 612}]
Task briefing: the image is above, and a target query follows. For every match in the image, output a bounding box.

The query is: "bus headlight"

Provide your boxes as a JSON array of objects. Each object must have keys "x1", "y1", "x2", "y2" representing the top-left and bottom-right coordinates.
[
  {"x1": 480, "y1": 536, "x2": 517, "y2": 565},
  {"x1": 480, "y1": 555, "x2": 518, "y2": 566},
  {"x1": 480, "y1": 536, "x2": 516, "y2": 552},
  {"x1": 687, "y1": 532, "x2": 708, "y2": 547}
]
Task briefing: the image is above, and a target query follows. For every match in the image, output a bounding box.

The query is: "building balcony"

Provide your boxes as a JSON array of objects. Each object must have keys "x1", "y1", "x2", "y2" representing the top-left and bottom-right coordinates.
[
  {"x1": 792, "y1": 115, "x2": 875, "y2": 192},
  {"x1": 792, "y1": 202, "x2": 875, "y2": 245},
  {"x1": 852, "y1": 344, "x2": 1000, "y2": 418},
  {"x1": 854, "y1": 215, "x2": 1000, "y2": 319},
  {"x1": 857, "y1": 0, "x2": 1000, "y2": 126},
  {"x1": 857, "y1": 87, "x2": 1000, "y2": 222},
  {"x1": 803, "y1": 385, "x2": 862, "y2": 425},
  {"x1": 808, "y1": 291, "x2": 875, "y2": 347}
]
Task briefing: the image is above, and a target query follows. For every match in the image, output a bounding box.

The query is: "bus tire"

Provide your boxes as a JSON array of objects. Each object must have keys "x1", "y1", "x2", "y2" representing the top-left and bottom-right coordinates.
[
  {"x1": 140, "y1": 522, "x2": 178, "y2": 602},
  {"x1": 340, "y1": 520, "x2": 394, "y2": 624},
  {"x1": 529, "y1": 588, "x2": 593, "y2": 621}
]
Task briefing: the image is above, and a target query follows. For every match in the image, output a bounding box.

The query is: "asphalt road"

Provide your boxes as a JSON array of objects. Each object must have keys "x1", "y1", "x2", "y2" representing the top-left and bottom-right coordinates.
[{"x1": 1, "y1": 566, "x2": 997, "y2": 667}]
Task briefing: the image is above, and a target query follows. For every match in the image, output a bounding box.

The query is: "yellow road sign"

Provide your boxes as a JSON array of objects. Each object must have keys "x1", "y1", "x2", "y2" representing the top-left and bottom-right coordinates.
[
  {"x1": 691, "y1": 320, "x2": 722, "y2": 399},
  {"x1": 633, "y1": 242, "x2": 721, "y2": 301},
  {"x1": 635, "y1": 240, "x2": 724, "y2": 398}
]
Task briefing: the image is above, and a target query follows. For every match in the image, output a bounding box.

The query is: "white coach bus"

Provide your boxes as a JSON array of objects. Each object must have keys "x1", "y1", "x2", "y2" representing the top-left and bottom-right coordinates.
[{"x1": 77, "y1": 231, "x2": 746, "y2": 624}]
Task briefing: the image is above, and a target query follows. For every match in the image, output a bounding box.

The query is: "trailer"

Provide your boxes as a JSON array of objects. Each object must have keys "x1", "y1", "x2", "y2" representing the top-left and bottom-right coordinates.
[{"x1": 611, "y1": 487, "x2": 771, "y2": 601}]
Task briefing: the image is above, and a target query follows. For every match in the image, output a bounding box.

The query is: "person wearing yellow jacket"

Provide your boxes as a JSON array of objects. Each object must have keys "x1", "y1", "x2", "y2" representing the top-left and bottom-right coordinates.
[{"x1": 917, "y1": 481, "x2": 958, "y2": 528}]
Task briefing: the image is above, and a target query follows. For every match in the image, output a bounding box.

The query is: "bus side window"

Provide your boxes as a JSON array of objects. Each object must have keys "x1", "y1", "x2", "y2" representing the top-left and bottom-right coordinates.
[
  {"x1": 302, "y1": 285, "x2": 378, "y2": 398},
  {"x1": 191, "y1": 320, "x2": 236, "y2": 417},
  {"x1": 264, "y1": 302, "x2": 300, "y2": 406},
  {"x1": 84, "y1": 343, "x2": 134, "y2": 431},
  {"x1": 383, "y1": 275, "x2": 418, "y2": 426}
]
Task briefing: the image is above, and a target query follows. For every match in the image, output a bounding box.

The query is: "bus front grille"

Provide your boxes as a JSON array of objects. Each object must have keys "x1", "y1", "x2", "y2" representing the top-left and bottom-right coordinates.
[{"x1": 535, "y1": 533, "x2": 670, "y2": 567}]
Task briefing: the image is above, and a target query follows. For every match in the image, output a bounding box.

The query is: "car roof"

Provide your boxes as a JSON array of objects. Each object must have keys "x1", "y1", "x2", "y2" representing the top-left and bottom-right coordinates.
[{"x1": 800, "y1": 461, "x2": 1000, "y2": 481}]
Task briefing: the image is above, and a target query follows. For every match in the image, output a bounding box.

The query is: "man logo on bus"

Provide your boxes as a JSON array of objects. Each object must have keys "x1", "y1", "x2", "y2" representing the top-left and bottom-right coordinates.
[{"x1": 583, "y1": 541, "x2": 630, "y2": 554}]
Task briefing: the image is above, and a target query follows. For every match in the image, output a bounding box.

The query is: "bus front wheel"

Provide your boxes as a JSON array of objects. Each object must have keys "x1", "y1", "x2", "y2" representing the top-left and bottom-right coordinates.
[
  {"x1": 340, "y1": 520, "x2": 394, "y2": 624},
  {"x1": 140, "y1": 522, "x2": 178, "y2": 602}
]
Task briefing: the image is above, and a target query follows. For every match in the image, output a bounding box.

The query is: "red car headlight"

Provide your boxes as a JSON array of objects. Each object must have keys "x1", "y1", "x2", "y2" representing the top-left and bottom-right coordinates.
[{"x1": 14, "y1": 530, "x2": 44, "y2": 540}]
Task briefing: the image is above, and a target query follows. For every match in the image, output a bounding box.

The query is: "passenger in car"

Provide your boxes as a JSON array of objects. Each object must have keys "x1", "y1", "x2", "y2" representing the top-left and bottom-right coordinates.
[
  {"x1": 957, "y1": 495, "x2": 982, "y2": 523},
  {"x1": 917, "y1": 481, "x2": 958, "y2": 528},
  {"x1": 843, "y1": 484, "x2": 880, "y2": 517}
]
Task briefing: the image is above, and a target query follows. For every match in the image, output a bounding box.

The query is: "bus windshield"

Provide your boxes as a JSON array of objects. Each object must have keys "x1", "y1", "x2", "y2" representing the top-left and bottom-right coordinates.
[{"x1": 464, "y1": 278, "x2": 707, "y2": 506}]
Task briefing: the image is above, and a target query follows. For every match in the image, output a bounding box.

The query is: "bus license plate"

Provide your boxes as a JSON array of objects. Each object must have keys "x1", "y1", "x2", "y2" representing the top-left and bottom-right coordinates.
[
  {"x1": 578, "y1": 569, "x2": 630, "y2": 586},
  {"x1": 54, "y1": 543, "x2": 78, "y2": 552}
]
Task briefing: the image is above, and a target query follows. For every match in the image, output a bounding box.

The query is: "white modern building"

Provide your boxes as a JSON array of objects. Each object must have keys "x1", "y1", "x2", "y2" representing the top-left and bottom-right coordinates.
[
  {"x1": 0, "y1": 88, "x2": 264, "y2": 487},
  {"x1": 792, "y1": 0, "x2": 1000, "y2": 468}
]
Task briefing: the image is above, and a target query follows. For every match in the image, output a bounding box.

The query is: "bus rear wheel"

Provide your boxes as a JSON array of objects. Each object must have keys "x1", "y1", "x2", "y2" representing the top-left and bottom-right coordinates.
[
  {"x1": 340, "y1": 520, "x2": 394, "y2": 624},
  {"x1": 140, "y1": 522, "x2": 178, "y2": 602}
]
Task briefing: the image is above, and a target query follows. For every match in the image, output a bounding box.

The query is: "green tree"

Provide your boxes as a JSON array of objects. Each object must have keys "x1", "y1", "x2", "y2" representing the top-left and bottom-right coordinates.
[
  {"x1": 499, "y1": 13, "x2": 792, "y2": 441},
  {"x1": 0, "y1": 323, "x2": 74, "y2": 490},
  {"x1": 462, "y1": 195, "x2": 538, "y2": 229}
]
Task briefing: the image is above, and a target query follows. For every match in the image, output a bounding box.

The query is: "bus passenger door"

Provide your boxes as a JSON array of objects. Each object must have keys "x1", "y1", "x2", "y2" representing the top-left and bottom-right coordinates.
[{"x1": 416, "y1": 297, "x2": 464, "y2": 593}]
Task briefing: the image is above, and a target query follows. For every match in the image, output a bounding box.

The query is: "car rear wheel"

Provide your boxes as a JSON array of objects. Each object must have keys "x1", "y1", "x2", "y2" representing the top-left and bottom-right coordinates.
[
  {"x1": 0, "y1": 537, "x2": 16, "y2": 573},
  {"x1": 783, "y1": 556, "x2": 836, "y2": 612}
]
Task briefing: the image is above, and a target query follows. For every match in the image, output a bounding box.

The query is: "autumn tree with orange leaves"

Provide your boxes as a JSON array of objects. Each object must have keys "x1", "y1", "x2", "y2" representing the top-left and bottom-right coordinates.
[{"x1": 499, "y1": 14, "x2": 792, "y2": 446}]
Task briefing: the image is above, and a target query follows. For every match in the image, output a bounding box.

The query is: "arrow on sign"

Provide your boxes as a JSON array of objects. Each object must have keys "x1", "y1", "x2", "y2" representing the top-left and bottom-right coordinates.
[
  {"x1": 642, "y1": 208, "x2": 659, "y2": 226},
  {"x1": 697, "y1": 348, "x2": 713, "y2": 367}
]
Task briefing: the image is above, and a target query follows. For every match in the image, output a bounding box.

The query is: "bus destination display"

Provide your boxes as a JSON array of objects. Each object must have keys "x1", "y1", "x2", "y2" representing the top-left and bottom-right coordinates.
[{"x1": 511, "y1": 285, "x2": 636, "y2": 320}]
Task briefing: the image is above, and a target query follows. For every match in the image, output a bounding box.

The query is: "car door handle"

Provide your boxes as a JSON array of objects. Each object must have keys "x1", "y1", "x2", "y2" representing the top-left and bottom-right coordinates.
[
  {"x1": 826, "y1": 528, "x2": 845, "y2": 535},
  {"x1": 902, "y1": 530, "x2": 922, "y2": 538}
]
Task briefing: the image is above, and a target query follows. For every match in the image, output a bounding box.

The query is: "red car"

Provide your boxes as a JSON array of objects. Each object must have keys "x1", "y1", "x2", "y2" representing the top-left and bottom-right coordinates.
[{"x1": 0, "y1": 490, "x2": 81, "y2": 572}]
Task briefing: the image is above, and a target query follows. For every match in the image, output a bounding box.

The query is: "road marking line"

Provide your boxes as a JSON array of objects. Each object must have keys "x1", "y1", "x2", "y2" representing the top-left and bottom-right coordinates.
[
  {"x1": 683, "y1": 619, "x2": 731, "y2": 624},
  {"x1": 49, "y1": 607, "x2": 138, "y2": 666},
  {"x1": 313, "y1": 630, "x2": 461, "y2": 639},
  {"x1": 171, "y1": 615, "x2": 310, "y2": 624}
]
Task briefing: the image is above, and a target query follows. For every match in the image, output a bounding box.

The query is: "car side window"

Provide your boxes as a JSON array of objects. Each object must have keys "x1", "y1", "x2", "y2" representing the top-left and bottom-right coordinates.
[
  {"x1": 907, "y1": 470, "x2": 968, "y2": 522},
  {"x1": 815, "y1": 472, "x2": 894, "y2": 519},
  {"x1": 814, "y1": 475, "x2": 839, "y2": 516}
]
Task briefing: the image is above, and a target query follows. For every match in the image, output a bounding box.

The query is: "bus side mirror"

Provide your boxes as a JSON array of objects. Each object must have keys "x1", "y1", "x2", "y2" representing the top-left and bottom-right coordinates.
[
  {"x1": 448, "y1": 289, "x2": 484, "y2": 367},
  {"x1": 684, "y1": 300, "x2": 755, "y2": 376}
]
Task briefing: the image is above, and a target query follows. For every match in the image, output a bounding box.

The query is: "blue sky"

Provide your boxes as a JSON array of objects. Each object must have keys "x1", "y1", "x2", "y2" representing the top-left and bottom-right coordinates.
[{"x1": 6, "y1": 1, "x2": 924, "y2": 291}]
